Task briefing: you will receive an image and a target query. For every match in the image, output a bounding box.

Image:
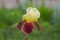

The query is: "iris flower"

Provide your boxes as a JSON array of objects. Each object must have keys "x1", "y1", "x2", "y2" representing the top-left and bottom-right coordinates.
[{"x1": 17, "y1": 7, "x2": 42, "y2": 40}]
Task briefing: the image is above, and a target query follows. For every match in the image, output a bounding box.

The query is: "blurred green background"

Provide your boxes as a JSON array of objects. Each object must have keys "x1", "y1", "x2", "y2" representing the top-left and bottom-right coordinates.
[{"x1": 0, "y1": 0, "x2": 60, "y2": 40}]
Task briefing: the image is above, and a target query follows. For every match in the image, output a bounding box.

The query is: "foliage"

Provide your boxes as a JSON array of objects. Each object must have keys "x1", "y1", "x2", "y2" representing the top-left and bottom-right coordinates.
[
  {"x1": 0, "y1": 7, "x2": 25, "y2": 28},
  {"x1": 38, "y1": 6, "x2": 53, "y2": 22},
  {"x1": 0, "y1": 4, "x2": 60, "y2": 40}
]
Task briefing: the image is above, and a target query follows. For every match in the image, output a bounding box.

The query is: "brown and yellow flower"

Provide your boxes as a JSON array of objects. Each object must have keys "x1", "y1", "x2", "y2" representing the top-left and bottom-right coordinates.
[{"x1": 17, "y1": 7, "x2": 42, "y2": 34}]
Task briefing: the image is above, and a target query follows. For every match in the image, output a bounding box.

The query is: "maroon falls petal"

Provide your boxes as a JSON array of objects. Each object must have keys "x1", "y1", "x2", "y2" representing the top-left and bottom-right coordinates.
[
  {"x1": 22, "y1": 22, "x2": 34, "y2": 34},
  {"x1": 33, "y1": 21, "x2": 42, "y2": 31},
  {"x1": 17, "y1": 20, "x2": 26, "y2": 30}
]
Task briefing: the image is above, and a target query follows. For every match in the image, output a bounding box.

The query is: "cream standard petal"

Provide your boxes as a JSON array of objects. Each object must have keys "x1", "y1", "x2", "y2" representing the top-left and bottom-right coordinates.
[
  {"x1": 26, "y1": 7, "x2": 40, "y2": 19},
  {"x1": 22, "y1": 7, "x2": 40, "y2": 22}
]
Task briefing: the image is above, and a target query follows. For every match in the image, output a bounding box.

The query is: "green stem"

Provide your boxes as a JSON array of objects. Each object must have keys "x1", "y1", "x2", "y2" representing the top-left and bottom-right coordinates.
[{"x1": 25, "y1": 34, "x2": 28, "y2": 40}]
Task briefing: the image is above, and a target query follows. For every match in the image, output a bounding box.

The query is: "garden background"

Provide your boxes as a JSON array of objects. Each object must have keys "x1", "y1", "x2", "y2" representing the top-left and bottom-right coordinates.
[{"x1": 0, "y1": 0, "x2": 60, "y2": 40}]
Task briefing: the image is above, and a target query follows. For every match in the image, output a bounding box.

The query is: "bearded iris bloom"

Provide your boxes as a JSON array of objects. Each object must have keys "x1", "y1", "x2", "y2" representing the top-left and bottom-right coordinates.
[{"x1": 17, "y1": 7, "x2": 42, "y2": 40}]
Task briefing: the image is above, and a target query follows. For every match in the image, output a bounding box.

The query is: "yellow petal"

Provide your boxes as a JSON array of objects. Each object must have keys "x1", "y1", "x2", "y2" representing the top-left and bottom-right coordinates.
[
  {"x1": 22, "y1": 7, "x2": 40, "y2": 22},
  {"x1": 26, "y1": 7, "x2": 40, "y2": 19}
]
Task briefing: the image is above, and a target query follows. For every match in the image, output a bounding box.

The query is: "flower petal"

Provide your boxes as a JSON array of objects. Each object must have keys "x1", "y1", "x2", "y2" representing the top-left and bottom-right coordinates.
[
  {"x1": 22, "y1": 22, "x2": 34, "y2": 34},
  {"x1": 17, "y1": 20, "x2": 26, "y2": 30},
  {"x1": 33, "y1": 21, "x2": 42, "y2": 31}
]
